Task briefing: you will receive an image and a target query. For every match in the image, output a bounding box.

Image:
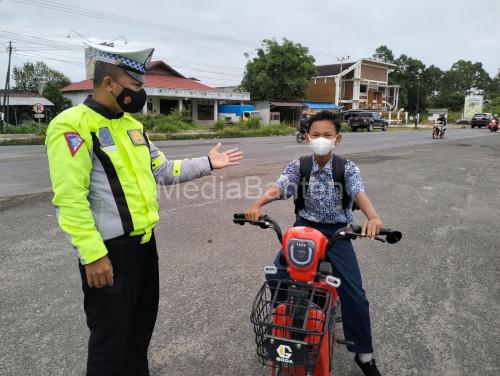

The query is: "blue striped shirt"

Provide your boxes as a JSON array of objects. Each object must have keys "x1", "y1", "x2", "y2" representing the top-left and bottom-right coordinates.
[{"x1": 276, "y1": 156, "x2": 364, "y2": 223}]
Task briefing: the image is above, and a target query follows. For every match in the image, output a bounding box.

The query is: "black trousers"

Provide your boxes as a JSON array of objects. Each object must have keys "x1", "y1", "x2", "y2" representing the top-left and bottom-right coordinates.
[{"x1": 79, "y1": 234, "x2": 159, "y2": 376}]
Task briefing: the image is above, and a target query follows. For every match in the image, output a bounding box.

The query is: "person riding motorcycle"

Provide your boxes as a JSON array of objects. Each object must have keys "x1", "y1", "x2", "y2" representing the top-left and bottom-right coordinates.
[
  {"x1": 488, "y1": 115, "x2": 499, "y2": 132},
  {"x1": 299, "y1": 110, "x2": 310, "y2": 134},
  {"x1": 436, "y1": 113, "x2": 447, "y2": 135}
]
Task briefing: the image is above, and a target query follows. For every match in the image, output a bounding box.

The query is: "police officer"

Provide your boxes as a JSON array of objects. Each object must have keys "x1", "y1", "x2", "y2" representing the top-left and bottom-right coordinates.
[{"x1": 45, "y1": 42, "x2": 243, "y2": 376}]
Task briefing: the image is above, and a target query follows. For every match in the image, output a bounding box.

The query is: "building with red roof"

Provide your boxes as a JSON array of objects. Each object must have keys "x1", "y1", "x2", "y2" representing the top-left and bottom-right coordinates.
[{"x1": 62, "y1": 61, "x2": 250, "y2": 124}]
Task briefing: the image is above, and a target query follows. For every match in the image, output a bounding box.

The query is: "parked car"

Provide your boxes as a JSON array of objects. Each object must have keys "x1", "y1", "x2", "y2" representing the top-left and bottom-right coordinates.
[
  {"x1": 339, "y1": 109, "x2": 365, "y2": 121},
  {"x1": 348, "y1": 112, "x2": 388, "y2": 132},
  {"x1": 471, "y1": 113, "x2": 492, "y2": 128}
]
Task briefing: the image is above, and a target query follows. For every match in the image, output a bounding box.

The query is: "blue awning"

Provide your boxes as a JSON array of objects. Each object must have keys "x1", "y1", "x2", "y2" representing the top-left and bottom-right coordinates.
[{"x1": 303, "y1": 102, "x2": 340, "y2": 110}]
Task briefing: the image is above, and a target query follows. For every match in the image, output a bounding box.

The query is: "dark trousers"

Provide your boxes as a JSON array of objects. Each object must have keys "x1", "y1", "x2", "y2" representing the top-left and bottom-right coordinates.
[
  {"x1": 267, "y1": 217, "x2": 373, "y2": 354},
  {"x1": 78, "y1": 234, "x2": 159, "y2": 376}
]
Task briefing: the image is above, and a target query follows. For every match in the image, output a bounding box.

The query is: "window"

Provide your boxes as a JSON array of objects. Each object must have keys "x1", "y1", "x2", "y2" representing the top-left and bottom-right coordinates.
[
  {"x1": 198, "y1": 104, "x2": 214, "y2": 120},
  {"x1": 360, "y1": 84, "x2": 367, "y2": 95}
]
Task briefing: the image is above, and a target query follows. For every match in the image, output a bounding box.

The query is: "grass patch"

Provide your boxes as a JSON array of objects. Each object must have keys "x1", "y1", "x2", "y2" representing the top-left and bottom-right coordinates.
[
  {"x1": 0, "y1": 136, "x2": 45, "y2": 145},
  {"x1": 215, "y1": 123, "x2": 294, "y2": 137},
  {"x1": 2, "y1": 123, "x2": 47, "y2": 136},
  {"x1": 1, "y1": 115, "x2": 295, "y2": 145},
  {"x1": 133, "y1": 111, "x2": 199, "y2": 133}
]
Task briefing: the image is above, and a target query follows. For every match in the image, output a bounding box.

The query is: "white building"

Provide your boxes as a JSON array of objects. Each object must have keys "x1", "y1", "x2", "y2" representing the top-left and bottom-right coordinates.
[{"x1": 62, "y1": 61, "x2": 250, "y2": 125}]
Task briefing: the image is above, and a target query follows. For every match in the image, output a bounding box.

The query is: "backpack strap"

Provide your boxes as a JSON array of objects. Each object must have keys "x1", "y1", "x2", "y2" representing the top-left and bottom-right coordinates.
[
  {"x1": 294, "y1": 155, "x2": 313, "y2": 214},
  {"x1": 332, "y1": 154, "x2": 359, "y2": 211}
]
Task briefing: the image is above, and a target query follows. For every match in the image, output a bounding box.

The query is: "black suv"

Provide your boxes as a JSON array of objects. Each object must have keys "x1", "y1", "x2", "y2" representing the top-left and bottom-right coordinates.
[
  {"x1": 470, "y1": 113, "x2": 492, "y2": 128},
  {"x1": 348, "y1": 112, "x2": 388, "y2": 132}
]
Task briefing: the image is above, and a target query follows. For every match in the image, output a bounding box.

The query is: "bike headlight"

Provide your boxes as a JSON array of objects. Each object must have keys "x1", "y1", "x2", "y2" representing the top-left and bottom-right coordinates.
[{"x1": 287, "y1": 238, "x2": 316, "y2": 269}]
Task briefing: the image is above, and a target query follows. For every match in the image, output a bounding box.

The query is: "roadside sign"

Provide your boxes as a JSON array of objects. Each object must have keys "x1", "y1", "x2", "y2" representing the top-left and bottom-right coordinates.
[
  {"x1": 32, "y1": 103, "x2": 45, "y2": 114},
  {"x1": 34, "y1": 114, "x2": 45, "y2": 119}
]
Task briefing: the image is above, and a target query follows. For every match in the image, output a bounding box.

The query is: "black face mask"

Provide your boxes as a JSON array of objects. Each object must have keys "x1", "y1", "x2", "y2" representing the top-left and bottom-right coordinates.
[{"x1": 115, "y1": 85, "x2": 147, "y2": 114}]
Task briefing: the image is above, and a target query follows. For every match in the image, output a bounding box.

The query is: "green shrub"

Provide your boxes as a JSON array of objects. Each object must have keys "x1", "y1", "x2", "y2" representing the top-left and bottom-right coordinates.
[
  {"x1": 2, "y1": 123, "x2": 48, "y2": 135},
  {"x1": 213, "y1": 119, "x2": 225, "y2": 130},
  {"x1": 215, "y1": 123, "x2": 294, "y2": 138},
  {"x1": 245, "y1": 118, "x2": 261, "y2": 129},
  {"x1": 133, "y1": 111, "x2": 198, "y2": 133},
  {"x1": 340, "y1": 122, "x2": 350, "y2": 132}
]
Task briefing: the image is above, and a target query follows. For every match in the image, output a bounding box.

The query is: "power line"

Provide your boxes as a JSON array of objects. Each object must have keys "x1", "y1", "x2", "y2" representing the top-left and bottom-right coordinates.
[
  {"x1": 0, "y1": 29, "x2": 82, "y2": 48},
  {"x1": 8, "y1": 0, "x2": 341, "y2": 60},
  {"x1": 10, "y1": 0, "x2": 257, "y2": 47},
  {"x1": 15, "y1": 51, "x2": 84, "y2": 67}
]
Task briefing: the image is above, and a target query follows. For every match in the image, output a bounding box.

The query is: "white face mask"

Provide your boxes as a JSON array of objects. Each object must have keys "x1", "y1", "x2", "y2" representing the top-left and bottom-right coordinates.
[{"x1": 309, "y1": 137, "x2": 336, "y2": 156}]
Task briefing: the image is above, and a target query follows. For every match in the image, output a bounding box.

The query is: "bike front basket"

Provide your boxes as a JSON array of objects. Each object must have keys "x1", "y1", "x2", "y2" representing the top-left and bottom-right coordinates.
[{"x1": 250, "y1": 279, "x2": 332, "y2": 371}]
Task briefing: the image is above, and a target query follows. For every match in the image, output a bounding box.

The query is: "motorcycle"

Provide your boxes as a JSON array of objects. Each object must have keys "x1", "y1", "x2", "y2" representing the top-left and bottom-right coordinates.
[
  {"x1": 233, "y1": 214, "x2": 402, "y2": 376},
  {"x1": 432, "y1": 120, "x2": 446, "y2": 139},
  {"x1": 296, "y1": 129, "x2": 306, "y2": 143},
  {"x1": 487, "y1": 118, "x2": 499, "y2": 132}
]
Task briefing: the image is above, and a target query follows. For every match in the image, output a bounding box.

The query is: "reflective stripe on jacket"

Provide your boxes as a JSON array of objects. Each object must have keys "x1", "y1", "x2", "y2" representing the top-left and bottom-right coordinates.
[{"x1": 46, "y1": 97, "x2": 211, "y2": 264}]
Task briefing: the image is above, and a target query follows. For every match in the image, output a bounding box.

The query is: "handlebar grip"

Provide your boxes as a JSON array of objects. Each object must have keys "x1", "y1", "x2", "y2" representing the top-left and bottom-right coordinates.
[
  {"x1": 234, "y1": 213, "x2": 246, "y2": 220},
  {"x1": 349, "y1": 224, "x2": 402, "y2": 244}
]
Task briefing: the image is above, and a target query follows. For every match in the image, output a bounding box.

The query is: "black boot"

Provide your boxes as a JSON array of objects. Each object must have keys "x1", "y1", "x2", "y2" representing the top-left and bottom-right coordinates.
[{"x1": 355, "y1": 354, "x2": 382, "y2": 376}]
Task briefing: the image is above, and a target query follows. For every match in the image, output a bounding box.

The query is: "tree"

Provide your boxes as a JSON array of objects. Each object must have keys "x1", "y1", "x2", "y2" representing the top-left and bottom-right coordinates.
[
  {"x1": 13, "y1": 61, "x2": 72, "y2": 115},
  {"x1": 241, "y1": 39, "x2": 317, "y2": 101},
  {"x1": 371, "y1": 46, "x2": 495, "y2": 113},
  {"x1": 372, "y1": 45, "x2": 395, "y2": 64},
  {"x1": 424, "y1": 65, "x2": 444, "y2": 107},
  {"x1": 42, "y1": 81, "x2": 72, "y2": 115},
  {"x1": 432, "y1": 61, "x2": 492, "y2": 111},
  {"x1": 391, "y1": 54, "x2": 427, "y2": 113},
  {"x1": 485, "y1": 73, "x2": 500, "y2": 100},
  {"x1": 13, "y1": 62, "x2": 70, "y2": 92},
  {"x1": 485, "y1": 96, "x2": 500, "y2": 115},
  {"x1": 444, "y1": 60, "x2": 491, "y2": 94}
]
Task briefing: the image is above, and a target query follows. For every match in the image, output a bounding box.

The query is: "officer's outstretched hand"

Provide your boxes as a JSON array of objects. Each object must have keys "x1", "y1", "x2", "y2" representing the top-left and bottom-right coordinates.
[
  {"x1": 85, "y1": 255, "x2": 114, "y2": 288},
  {"x1": 208, "y1": 143, "x2": 244, "y2": 169}
]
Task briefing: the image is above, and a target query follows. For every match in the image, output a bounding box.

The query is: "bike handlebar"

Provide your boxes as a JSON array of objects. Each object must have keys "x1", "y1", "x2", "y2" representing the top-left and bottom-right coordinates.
[
  {"x1": 233, "y1": 214, "x2": 402, "y2": 245},
  {"x1": 349, "y1": 224, "x2": 402, "y2": 244},
  {"x1": 233, "y1": 213, "x2": 283, "y2": 243}
]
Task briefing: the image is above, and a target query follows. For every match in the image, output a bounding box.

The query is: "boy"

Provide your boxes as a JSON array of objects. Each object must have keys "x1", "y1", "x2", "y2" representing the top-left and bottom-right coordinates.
[{"x1": 245, "y1": 110, "x2": 383, "y2": 376}]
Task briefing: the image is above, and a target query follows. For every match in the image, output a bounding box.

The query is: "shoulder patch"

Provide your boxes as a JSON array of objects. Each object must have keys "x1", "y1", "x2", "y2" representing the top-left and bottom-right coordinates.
[
  {"x1": 64, "y1": 132, "x2": 84, "y2": 156},
  {"x1": 127, "y1": 129, "x2": 147, "y2": 146}
]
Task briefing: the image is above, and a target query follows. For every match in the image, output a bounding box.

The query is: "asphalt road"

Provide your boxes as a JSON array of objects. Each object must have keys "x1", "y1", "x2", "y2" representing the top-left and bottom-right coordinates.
[
  {"x1": 0, "y1": 131, "x2": 499, "y2": 376},
  {"x1": 0, "y1": 128, "x2": 493, "y2": 198}
]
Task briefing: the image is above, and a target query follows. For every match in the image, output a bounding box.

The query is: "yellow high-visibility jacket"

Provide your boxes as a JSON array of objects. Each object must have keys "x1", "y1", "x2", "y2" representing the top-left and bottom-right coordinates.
[{"x1": 46, "y1": 98, "x2": 212, "y2": 264}]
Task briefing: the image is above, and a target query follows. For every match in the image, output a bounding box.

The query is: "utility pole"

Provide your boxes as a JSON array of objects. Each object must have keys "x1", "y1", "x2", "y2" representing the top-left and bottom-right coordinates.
[
  {"x1": 1, "y1": 41, "x2": 13, "y2": 133},
  {"x1": 337, "y1": 56, "x2": 350, "y2": 108},
  {"x1": 415, "y1": 75, "x2": 421, "y2": 128}
]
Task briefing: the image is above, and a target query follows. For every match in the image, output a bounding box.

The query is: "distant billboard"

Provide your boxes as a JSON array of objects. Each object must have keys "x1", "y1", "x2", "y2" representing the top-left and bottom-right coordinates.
[
  {"x1": 463, "y1": 95, "x2": 484, "y2": 120},
  {"x1": 85, "y1": 47, "x2": 96, "y2": 80}
]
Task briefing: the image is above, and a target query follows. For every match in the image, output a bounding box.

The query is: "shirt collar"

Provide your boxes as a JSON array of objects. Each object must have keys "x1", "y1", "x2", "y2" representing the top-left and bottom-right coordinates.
[
  {"x1": 84, "y1": 97, "x2": 124, "y2": 120},
  {"x1": 311, "y1": 155, "x2": 333, "y2": 175}
]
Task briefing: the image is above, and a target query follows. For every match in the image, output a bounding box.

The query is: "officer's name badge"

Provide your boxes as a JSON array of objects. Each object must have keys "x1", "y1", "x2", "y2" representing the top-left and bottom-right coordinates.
[
  {"x1": 99, "y1": 127, "x2": 115, "y2": 147},
  {"x1": 64, "y1": 132, "x2": 84, "y2": 156},
  {"x1": 127, "y1": 130, "x2": 147, "y2": 146}
]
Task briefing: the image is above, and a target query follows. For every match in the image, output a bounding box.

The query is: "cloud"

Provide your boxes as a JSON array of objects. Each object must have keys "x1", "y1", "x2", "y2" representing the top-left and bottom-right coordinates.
[{"x1": 0, "y1": 0, "x2": 498, "y2": 90}]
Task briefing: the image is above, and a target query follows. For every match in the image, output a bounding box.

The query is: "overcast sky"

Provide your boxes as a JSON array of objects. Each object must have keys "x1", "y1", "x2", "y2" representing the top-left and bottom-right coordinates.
[{"x1": 1, "y1": 0, "x2": 499, "y2": 89}]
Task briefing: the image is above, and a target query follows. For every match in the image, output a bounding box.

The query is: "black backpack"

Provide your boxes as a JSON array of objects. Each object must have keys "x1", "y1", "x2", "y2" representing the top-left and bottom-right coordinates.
[{"x1": 294, "y1": 154, "x2": 359, "y2": 214}]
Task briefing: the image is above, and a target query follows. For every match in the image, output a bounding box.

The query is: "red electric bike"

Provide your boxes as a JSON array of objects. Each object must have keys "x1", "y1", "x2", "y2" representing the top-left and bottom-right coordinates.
[{"x1": 233, "y1": 214, "x2": 402, "y2": 376}]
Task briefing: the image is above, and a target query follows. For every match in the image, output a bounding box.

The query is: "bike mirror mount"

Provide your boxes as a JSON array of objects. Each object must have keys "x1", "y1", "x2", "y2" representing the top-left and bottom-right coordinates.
[
  {"x1": 264, "y1": 265, "x2": 278, "y2": 275},
  {"x1": 325, "y1": 275, "x2": 341, "y2": 288}
]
